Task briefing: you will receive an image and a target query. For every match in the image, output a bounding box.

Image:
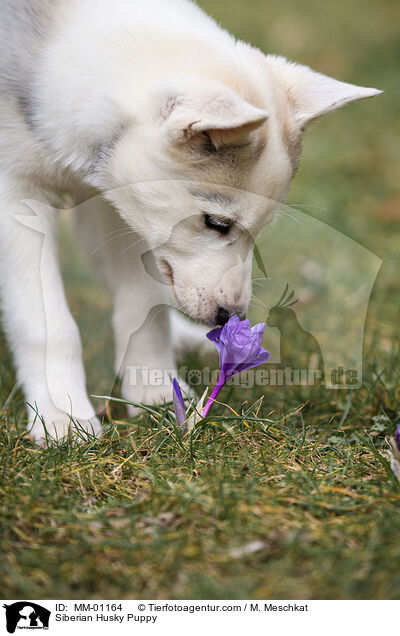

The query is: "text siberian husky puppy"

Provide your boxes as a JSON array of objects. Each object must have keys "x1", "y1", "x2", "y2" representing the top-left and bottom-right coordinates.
[{"x1": 0, "y1": 0, "x2": 380, "y2": 442}]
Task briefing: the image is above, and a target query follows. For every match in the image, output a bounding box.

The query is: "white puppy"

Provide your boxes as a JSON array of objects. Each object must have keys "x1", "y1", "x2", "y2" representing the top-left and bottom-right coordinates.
[{"x1": 0, "y1": 0, "x2": 380, "y2": 442}]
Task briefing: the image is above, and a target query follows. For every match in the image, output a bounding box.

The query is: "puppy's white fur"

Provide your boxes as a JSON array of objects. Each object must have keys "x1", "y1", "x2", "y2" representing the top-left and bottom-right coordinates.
[{"x1": 0, "y1": 0, "x2": 380, "y2": 441}]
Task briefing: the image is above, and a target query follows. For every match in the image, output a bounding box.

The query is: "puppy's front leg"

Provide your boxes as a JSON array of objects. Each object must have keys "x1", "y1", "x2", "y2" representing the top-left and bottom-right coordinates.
[
  {"x1": 74, "y1": 197, "x2": 179, "y2": 413},
  {"x1": 114, "y1": 299, "x2": 177, "y2": 414},
  {"x1": 111, "y1": 247, "x2": 178, "y2": 413},
  {"x1": 0, "y1": 182, "x2": 100, "y2": 443}
]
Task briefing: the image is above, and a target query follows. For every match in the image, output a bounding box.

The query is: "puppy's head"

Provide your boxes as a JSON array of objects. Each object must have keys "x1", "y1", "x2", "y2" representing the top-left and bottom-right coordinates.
[{"x1": 102, "y1": 54, "x2": 380, "y2": 326}]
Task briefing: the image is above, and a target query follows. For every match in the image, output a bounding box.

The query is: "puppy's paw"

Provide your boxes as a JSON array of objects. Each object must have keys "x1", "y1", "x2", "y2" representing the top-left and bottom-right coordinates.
[
  {"x1": 122, "y1": 383, "x2": 174, "y2": 417},
  {"x1": 28, "y1": 408, "x2": 102, "y2": 446}
]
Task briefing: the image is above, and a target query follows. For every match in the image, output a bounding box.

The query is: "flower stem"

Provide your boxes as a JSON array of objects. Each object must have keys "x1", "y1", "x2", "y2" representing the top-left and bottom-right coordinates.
[{"x1": 202, "y1": 372, "x2": 227, "y2": 418}]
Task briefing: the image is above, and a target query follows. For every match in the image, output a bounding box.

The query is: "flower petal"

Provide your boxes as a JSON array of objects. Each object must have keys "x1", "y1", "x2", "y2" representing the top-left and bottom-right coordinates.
[
  {"x1": 172, "y1": 378, "x2": 186, "y2": 429},
  {"x1": 186, "y1": 387, "x2": 209, "y2": 432},
  {"x1": 203, "y1": 315, "x2": 270, "y2": 417},
  {"x1": 235, "y1": 347, "x2": 270, "y2": 374},
  {"x1": 208, "y1": 315, "x2": 270, "y2": 380}
]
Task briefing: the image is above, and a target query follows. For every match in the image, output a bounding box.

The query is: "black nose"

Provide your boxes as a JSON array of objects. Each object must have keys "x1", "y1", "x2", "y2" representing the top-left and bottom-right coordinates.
[{"x1": 216, "y1": 307, "x2": 231, "y2": 325}]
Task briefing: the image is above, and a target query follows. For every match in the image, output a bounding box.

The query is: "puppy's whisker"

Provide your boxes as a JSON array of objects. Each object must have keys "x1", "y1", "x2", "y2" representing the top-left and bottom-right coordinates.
[
  {"x1": 249, "y1": 301, "x2": 264, "y2": 313},
  {"x1": 90, "y1": 230, "x2": 139, "y2": 256},
  {"x1": 274, "y1": 210, "x2": 302, "y2": 226},
  {"x1": 147, "y1": 304, "x2": 169, "y2": 328},
  {"x1": 286, "y1": 202, "x2": 331, "y2": 213},
  {"x1": 251, "y1": 300, "x2": 264, "y2": 309},
  {"x1": 250, "y1": 295, "x2": 266, "y2": 310},
  {"x1": 180, "y1": 305, "x2": 193, "y2": 320},
  {"x1": 117, "y1": 236, "x2": 146, "y2": 258},
  {"x1": 100, "y1": 227, "x2": 133, "y2": 239}
]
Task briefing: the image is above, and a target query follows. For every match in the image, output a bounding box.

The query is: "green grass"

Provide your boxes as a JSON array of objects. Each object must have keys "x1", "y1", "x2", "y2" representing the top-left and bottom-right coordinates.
[
  {"x1": 1, "y1": 379, "x2": 400, "y2": 599},
  {"x1": 1, "y1": 0, "x2": 400, "y2": 600}
]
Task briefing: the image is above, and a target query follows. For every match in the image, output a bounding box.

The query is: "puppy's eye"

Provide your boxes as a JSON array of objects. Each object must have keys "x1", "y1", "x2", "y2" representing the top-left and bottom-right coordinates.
[{"x1": 203, "y1": 213, "x2": 231, "y2": 235}]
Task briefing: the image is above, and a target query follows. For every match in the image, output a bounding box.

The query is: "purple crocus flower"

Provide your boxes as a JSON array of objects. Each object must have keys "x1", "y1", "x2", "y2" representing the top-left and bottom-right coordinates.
[
  {"x1": 172, "y1": 377, "x2": 186, "y2": 429},
  {"x1": 203, "y1": 315, "x2": 270, "y2": 417},
  {"x1": 396, "y1": 422, "x2": 400, "y2": 452}
]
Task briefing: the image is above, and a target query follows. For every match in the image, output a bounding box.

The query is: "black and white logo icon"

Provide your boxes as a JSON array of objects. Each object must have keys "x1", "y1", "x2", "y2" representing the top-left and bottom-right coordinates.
[{"x1": 3, "y1": 602, "x2": 50, "y2": 634}]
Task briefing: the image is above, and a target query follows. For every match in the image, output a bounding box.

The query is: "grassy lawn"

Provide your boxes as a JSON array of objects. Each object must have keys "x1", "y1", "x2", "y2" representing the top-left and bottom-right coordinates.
[{"x1": 1, "y1": 0, "x2": 400, "y2": 600}]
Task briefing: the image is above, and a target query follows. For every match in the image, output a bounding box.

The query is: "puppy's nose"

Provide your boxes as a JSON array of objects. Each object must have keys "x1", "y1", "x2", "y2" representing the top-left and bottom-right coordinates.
[{"x1": 216, "y1": 307, "x2": 231, "y2": 325}]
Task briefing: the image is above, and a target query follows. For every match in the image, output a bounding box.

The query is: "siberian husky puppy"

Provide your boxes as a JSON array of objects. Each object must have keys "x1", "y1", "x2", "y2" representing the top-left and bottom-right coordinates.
[{"x1": 0, "y1": 0, "x2": 380, "y2": 442}]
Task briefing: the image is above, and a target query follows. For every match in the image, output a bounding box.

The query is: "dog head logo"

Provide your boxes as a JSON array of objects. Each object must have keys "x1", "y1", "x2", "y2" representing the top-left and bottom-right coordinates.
[{"x1": 3, "y1": 603, "x2": 50, "y2": 634}]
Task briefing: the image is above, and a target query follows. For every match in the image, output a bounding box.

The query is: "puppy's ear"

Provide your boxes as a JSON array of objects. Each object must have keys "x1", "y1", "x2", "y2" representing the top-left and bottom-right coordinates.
[
  {"x1": 164, "y1": 91, "x2": 268, "y2": 149},
  {"x1": 267, "y1": 55, "x2": 381, "y2": 129}
]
